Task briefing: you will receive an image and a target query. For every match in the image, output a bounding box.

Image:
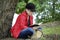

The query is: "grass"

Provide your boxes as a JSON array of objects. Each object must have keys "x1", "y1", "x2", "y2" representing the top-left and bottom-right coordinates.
[
  {"x1": 42, "y1": 26, "x2": 60, "y2": 35},
  {"x1": 39, "y1": 26, "x2": 60, "y2": 40}
]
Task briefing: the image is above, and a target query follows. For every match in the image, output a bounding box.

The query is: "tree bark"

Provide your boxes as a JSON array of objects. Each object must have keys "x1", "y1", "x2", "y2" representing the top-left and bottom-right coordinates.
[{"x1": 0, "y1": 0, "x2": 19, "y2": 38}]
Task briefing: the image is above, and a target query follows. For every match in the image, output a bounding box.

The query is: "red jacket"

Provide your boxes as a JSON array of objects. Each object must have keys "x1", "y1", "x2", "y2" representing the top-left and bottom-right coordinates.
[{"x1": 10, "y1": 11, "x2": 33, "y2": 38}]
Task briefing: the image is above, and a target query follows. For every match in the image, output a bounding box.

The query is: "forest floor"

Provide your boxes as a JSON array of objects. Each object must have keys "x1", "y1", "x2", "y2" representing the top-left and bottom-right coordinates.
[{"x1": 0, "y1": 26, "x2": 60, "y2": 40}]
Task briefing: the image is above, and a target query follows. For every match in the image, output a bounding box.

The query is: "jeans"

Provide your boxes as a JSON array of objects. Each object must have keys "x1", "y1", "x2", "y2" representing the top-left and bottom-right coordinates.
[{"x1": 18, "y1": 27, "x2": 34, "y2": 39}]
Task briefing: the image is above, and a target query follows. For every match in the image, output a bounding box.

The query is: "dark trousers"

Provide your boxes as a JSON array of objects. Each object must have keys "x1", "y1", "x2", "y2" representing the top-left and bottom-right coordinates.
[{"x1": 18, "y1": 27, "x2": 34, "y2": 39}]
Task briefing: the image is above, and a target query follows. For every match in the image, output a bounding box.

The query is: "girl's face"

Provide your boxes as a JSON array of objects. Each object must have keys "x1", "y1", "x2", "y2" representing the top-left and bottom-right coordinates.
[{"x1": 26, "y1": 9, "x2": 34, "y2": 16}]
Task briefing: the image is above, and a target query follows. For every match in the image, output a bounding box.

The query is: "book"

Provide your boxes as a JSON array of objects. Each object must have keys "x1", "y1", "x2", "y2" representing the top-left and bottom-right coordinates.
[{"x1": 29, "y1": 24, "x2": 40, "y2": 27}]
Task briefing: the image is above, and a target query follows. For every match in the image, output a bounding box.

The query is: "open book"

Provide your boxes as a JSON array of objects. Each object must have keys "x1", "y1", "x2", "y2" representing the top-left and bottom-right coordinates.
[{"x1": 29, "y1": 24, "x2": 40, "y2": 27}]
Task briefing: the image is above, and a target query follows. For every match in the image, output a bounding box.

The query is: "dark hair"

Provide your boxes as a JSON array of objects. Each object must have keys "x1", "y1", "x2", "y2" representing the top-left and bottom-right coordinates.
[{"x1": 26, "y1": 3, "x2": 35, "y2": 12}]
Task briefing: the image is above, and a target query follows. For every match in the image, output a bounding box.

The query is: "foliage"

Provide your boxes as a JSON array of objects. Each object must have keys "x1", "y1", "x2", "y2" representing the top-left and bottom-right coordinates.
[
  {"x1": 16, "y1": 0, "x2": 60, "y2": 23},
  {"x1": 35, "y1": 0, "x2": 60, "y2": 23},
  {"x1": 16, "y1": 1, "x2": 26, "y2": 13}
]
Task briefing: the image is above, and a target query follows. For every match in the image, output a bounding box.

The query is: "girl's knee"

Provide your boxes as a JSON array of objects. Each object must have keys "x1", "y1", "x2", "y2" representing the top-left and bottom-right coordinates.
[{"x1": 28, "y1": 28, "x2": 34, "y2": 34}]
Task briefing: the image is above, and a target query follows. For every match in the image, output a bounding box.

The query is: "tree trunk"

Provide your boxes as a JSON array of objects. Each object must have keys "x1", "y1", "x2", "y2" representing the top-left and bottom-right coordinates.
[{"x1": 0, "y1": 0, "x2": 19, "y2": 38}]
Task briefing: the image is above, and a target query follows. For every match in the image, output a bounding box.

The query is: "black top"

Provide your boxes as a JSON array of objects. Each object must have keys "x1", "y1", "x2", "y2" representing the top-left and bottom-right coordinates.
[{"x1": 28, "y1": 16, "x2": 30, "y2": 27}]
